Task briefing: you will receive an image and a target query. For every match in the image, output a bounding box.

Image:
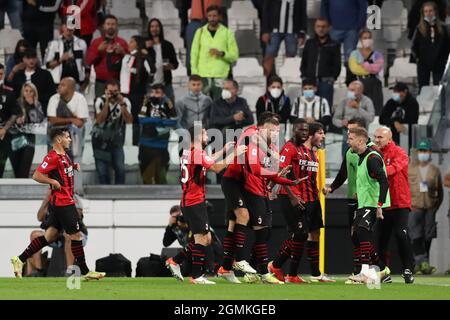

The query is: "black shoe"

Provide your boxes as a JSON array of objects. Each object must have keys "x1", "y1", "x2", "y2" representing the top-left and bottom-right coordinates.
[{"x1": 402, "y1": 269, "x2": 414, "y2": 284}]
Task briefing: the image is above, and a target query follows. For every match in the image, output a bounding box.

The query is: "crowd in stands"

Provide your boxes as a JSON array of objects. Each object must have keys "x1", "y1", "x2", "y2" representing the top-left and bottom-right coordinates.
[{"x1": 0, "y1": 0, "x2": 449, "y2": 186}]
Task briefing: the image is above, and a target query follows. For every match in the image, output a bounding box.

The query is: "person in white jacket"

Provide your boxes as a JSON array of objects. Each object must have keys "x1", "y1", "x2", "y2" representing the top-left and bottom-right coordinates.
[{"x1": 44, "y1": 19, "x2": 88, "y2": 90}]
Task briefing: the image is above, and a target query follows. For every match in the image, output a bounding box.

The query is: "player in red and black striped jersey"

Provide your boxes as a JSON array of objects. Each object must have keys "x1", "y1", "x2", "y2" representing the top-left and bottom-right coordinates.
[
  {"x1": 11, "y1": 127, "x2": 105, "y2": 280},
  {"x1": 269, "y1": 118, "x2": 310, "y2": 284},
  {"x1": 177, "y1": 125, "x2": 246, "y2": 284}
]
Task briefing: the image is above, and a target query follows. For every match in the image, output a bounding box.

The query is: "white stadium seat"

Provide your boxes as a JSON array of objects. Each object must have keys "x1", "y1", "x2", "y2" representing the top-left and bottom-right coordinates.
[
  {"x1": 233, "y1": 57, "x2": 264, "y2": 78},
  {"x1": 0, "y1": 28, "x2": 22, "y2": 55},
  {"x1": 279, "y1": 57, "x2": 301, "y2": 84}
]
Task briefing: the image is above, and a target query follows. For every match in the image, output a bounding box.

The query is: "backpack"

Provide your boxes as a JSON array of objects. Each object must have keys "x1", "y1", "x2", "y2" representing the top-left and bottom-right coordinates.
[
  {"x1": 95, "y1": 253, "x2": 132, "y2": 277},
  {"x1": 135, "y1": 254, "x2": 172, "y2": 277}
]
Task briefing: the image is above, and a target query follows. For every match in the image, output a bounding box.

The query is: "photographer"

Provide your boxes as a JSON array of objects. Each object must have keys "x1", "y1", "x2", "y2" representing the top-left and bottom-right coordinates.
[
  {"x1": 380, "y1": 82, "x2": 419, "y2": 150},
  {"x1": 92, "y1": 79, "x2": 133, "y2": 185}
]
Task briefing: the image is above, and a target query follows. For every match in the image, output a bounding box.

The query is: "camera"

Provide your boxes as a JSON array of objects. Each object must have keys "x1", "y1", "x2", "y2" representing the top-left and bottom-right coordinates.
[{"x1": 176, "y1": 215, "x2": 186, "y2": 224}]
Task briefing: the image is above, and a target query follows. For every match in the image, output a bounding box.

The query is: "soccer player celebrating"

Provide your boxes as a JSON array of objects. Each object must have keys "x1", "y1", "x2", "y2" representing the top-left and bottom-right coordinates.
[
  {"x1": 11, "y1": 127, "x2": 105, "y2": 280},
  {"x1": 177, "y1": 124, "x2": 246, "y2": 284},
  {"x1": 268, "y1": 118, "x2": 310, "y2": 284},
  {"x1": 242, "y1": 115, "x2": 303, "y2": 284},
  {"x1": 346, "y1": 127, "x2": 390, "y2": 284}
]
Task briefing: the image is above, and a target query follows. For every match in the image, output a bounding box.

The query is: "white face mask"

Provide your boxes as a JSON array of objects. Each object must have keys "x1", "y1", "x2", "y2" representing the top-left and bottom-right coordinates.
[
  {"x1": 361, "y1": 39, "x2": 373, "y2": 49},
  {"x1": 0, "y1": 80, "x2": 3, "y2": 86},
  {"x1": 221, "y1": 89, "x2": 232, "y2": 100},
  {"x1": 269, "y1": 88, "x2": 282, "y2": 99}
]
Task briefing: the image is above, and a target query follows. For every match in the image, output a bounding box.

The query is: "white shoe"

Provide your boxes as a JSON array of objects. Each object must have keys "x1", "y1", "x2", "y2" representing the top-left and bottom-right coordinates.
[
  {"x1": 310, "y1": 274, "x2": 336, "y2": 283},
  {"x1": 165, "y1": 258, "x2": 184, "y2": 281},
  {"x1": 189, "y1": 275, "x2": 216, "y2": 284},
  {"x1": 233, "y1": 260, "x2": 257, "y2": 274},
  {"x1": 11, "y1": 256, "x2": 24, "y2": 279},
  {"x1": 217, "y1": 267, "x2": 241, "y2": 283}
]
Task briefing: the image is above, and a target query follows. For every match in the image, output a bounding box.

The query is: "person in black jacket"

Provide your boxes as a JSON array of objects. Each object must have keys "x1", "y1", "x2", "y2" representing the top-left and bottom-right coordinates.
[
  {"x1": 411, "y1": 1, "x2": 450, "y2": 90},
  {"x1": 9, "y1": 48, "x2": 56, "y2": 115},
  {"x1": 407, "y1": 0, "x2": 448, "y2": 39},
  {"x1": 300, "y1": 18, "x2": 341, "y2": 109},
  {"x1": 261, "y1": 0, "x2": 307, "y2": 76},
  {"x1": 22, "y1": 0, "x2": 61, "y2": 59},
  {"x1": 146, "y1": 18, "x2": 179, "y2": 103},
  {"x1": 255, "y1": 75, "x2": 291, "y2": 124},
  {"x1": 379, "y1": 82, "x2": 419, "y2": 150}
]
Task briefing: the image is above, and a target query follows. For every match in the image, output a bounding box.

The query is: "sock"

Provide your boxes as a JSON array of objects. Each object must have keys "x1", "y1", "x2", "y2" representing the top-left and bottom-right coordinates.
[
  {"x1": 288, "y1": 234, "x2": 305, "y2": 276},
  {"x1": 19, "y1": 236, "x2": 48, "y2": 263},
  {"x1": 71, "y1": 240, "x2": 89, "y2": 275},
  {"x1": 306, "y1": 241, "x2": 320, "y2": 277},
  {"x1": 222, "y1": 230, "x2": 235, "y2": 271},
  {"x1": 352, "y1": 246, "x2": 361, "y2": 275},
  {"x1": 425, "y1": 239, "x2": 432, "y2": 259},
  {"x1": 254, "y1": 228, "x2": 270, "y2": 274},
  {"x1": 233, "y1": 224, "x2": 248, "y2": 262},
  {"x1": 173, "y1": 247, "x2": 188, "y2": 265},
  {"x1": 191, "y1": 243, "x2": 206, "y2": 279},
  {"x1": 357, "y1": 227, "x2": 372, "y2": 267},
  {"x1": 273, "y1": 238, "x2": 292, "y2": 269},
  {"x1": 370, "y1": 243, "x2": 385, "y2": 270}
]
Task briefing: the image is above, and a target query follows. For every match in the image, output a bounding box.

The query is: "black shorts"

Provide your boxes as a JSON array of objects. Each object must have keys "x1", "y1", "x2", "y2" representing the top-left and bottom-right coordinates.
[
  {"x1": 353, "y1": 207, "x2": 377, "y2": 231},
  {"x1": 304, "y1": 200, "x2": 324, "y2": 232},
  {"x1": 221, "y1": 177, "x2": 246, "y2": 221},
  {"x1": 243, "y1": 190, "x2": 272, "y2": 227},
  {"x1": 46, "y1": 204, "x2": 81, "y2": 235},
  {"x1": 278, "y1": 195, "x2": 308, "y2": 234},
  {"x1": 181, "y1": 202, "x2": 210, "y2": 235}
]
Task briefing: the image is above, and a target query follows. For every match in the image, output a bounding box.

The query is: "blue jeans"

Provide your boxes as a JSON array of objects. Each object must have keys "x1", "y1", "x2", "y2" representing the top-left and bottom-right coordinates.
[
  {"x1": 0, "y1": 0, "x2": 22, "y2": 30},
  {"x1": 185, "y1": 20, "x2": 204, "y2": 75},
  {"x1": 265, "y1": 33, "x2": 298, "y2": 57},
  {"x1": 94, "y1": 147, "x2": 126, "y2": 185},
  {"x1": 317, "y1": 80, "x2": 335, "y2": 109},
  {"x1": 329, "y1": 29, "x2": 359, "y2": 62}
]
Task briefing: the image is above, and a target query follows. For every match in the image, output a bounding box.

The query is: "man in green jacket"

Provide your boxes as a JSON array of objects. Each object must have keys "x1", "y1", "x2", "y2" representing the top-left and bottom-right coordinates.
[{"x1": 190, "y1": 5, "x2": 239, "y2": 100}]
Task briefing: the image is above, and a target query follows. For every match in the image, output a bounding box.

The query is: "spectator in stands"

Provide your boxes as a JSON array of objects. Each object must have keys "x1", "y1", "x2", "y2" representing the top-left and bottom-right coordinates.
[
  {"x1": 22, "y1": 0, "x2": 61, "y2": 59},
  {"x1": 10, "y1": 48, "x2": 56, "y2": 115},
  {"x1": 60, "y1": 0, "x2": 103, "y2": 46},
  {"x1": 44, "y1": 19, "x2": 88, "y2": 89},
  {"x1": 290, "y1": 78, "x2": 331, "y2": 131},
  {"x1": 408, "y1": 139, "x2": 443, "y2": 275},
  {"x1": 255, "y1": 75, "x2": 291, "y2": 124},
  {"x1": 26, "y1": 190, "x2": 87, "y2": 277},
  {"x1": 300, "y1": 18, "x2": 341, "y2": 109},
  {"x1": 320, "y1": 0, "x2": 367, "y2": 84},
  {"x1": 411, "y1": 1, "x2": 450, "y2": 90},
  {"x1": 261, "y1": 0, "x2": 307, "y2": 76},
  {"x1": 185, "y1": 0, "x2": 222, "y2": 75},
  {"x1": 379, "y1": 82, "x2": 419, "y2": 150},
  {"x1": 175, "y1": 74, "x2": 213, "y2": 130},
  {"x1": 190, "y1": 5, "x2": 239, "y2": 100},
  {"x1": 107, "y1": 35, "x2": 155, "y2": 146},
  {"x1": 209, "y1": 79, "x2": 253, "y2": 134},
  {"x1": 332, "y1": 80, "x2": 375, "y2": 156},
  {"x1": 0, "y1": 63, "x2": 20, "y2": 178},
  {"x1": 348, "y1": 29, "x2": 384, "y2": 115},
  {"x1": 86, "y1": 14, "x2": 128, "y2": 97},
  {"x1": 138, "y1": 84, "x2": 177, "y2": 185},
  {"x1": 5, "y1": 39, "x2": 30, "y2": 83},
  {"x1": 92, "y1": 79, "x2": 133, "y2": 185},
  {"x1": 0, "y1": 0, "x2": 22, "y2": 30},
  {"x1": 46, "y1": 77, "x2": 89, "y2": 193},
  {"x1": 408, "y1": 0, "x2": 448, "y2": 39},
  {"x1": 146, "y1": 18, "x2": 179, "y2": 103},
  {"x1": 9, "y1": 83, "x2": 45, "y2": 178}
]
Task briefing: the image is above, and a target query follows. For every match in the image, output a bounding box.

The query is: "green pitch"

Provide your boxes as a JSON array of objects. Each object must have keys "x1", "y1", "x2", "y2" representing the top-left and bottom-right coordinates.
[{"x1": 0, "y1": 276, "x2": 449, "y2": 300}]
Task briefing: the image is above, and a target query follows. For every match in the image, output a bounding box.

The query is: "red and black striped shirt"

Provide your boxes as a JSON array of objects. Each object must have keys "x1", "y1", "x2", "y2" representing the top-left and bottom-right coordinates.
[
  {"x1": 37, "y1": 149, "x2": 75, "y2": 206},
  {"x1": 295, "y1": 144, "x2": 319, "y2": 202}
]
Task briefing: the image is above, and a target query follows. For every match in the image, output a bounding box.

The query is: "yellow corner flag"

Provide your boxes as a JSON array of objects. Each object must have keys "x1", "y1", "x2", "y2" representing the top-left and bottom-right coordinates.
[{"x1": 317, "y1": 148, "x2": 326, "y2": 274}]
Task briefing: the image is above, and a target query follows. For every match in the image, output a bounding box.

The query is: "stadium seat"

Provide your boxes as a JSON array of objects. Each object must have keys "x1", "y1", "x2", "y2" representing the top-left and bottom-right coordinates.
[
  {"x1": 286, "y1": 85, "x2": 301, "y2": 103},
  {"x1": 307, "y1": 0, "x2": 321, "y2": 18},
  {"x1": 228, "y1": 0, "x2": 259, "y2": 33},
  {"x1": 389, "y1": 57, "x2": 417, "y2": 85},
  {"x1": 234, "y1": 29, "x2": 262, "y2": 58},
  {"x1": 146, "y1": 0, "x2": 180, "y2": 27},
  {"x1": 0, "y1": 28, "x2": 22, "y2": 55},
  {"x1": 118, "y1": 29, "x2": 140, "y2": 42},
  {"x1": 111, "y1": 0, "x2": 140, "y2": 21},
  {"x1": 232, "y1": 58, "x2": 264, "y2": 85},
  {"x1": 417, "y1": 85, "x2": 439, "y2": 113},
  {"x1": 241, "y1": 85, "x2": 265, "y2": 112},
  {"x1": 279, "y1": 57, "x2": 302, "y2": 84}
]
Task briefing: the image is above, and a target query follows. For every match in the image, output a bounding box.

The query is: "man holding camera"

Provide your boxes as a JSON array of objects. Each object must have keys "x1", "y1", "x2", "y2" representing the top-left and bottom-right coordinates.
[
  {"x1": 86, "y1": 14, "x2": 128, "y2": 97},
  {"x1": 92, "y1": 79, "x2": 133, "y2": 185}
]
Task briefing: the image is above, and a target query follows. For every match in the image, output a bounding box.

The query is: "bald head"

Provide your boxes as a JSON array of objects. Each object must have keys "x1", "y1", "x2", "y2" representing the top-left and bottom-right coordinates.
[
  {"x1": 374, "y1": 126, "x2": 392, "y2": 149},
  {"x1": 58, "y1": 77, "x2": 76, "y2": 99}
]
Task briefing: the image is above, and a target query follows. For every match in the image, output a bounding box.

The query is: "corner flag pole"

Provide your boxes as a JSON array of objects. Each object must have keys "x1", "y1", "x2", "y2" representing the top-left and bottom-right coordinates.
[{"x1": 317, "y1": 148, "x2": 326, "y2": 274}]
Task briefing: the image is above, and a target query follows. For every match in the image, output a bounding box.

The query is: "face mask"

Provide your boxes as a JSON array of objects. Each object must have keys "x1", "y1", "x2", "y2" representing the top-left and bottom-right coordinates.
[
  {"x1": 361, "y1": 39, "x2": 373, "y2": 49},
  {"x1": 269, "y1": 88, "x2": 282, "y2": 99},
  {"x1": 417, "y1": 153, "x2": 430, "y2": 162},
  {"x1": 221, "y1": 89, "x2": 232, "y2": 100},
  {"x1": 303, "y1": 89, "x2": 315, "y2": 100},
  {"x1": 0, "y1": 80, "x2": 3, "y2": 86},
  {"x1": 347, "y1": 91, "x2": 356, "y2": 100},
  {"x1": 392, "y1": 93, "x2": 401, "y2": 102},
  {"x1": 424, "y1": 16, "x2": 436, "y2": 24},
  {"x1": 150, "y1": 96, "x2": 161, "y2": 104}
]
